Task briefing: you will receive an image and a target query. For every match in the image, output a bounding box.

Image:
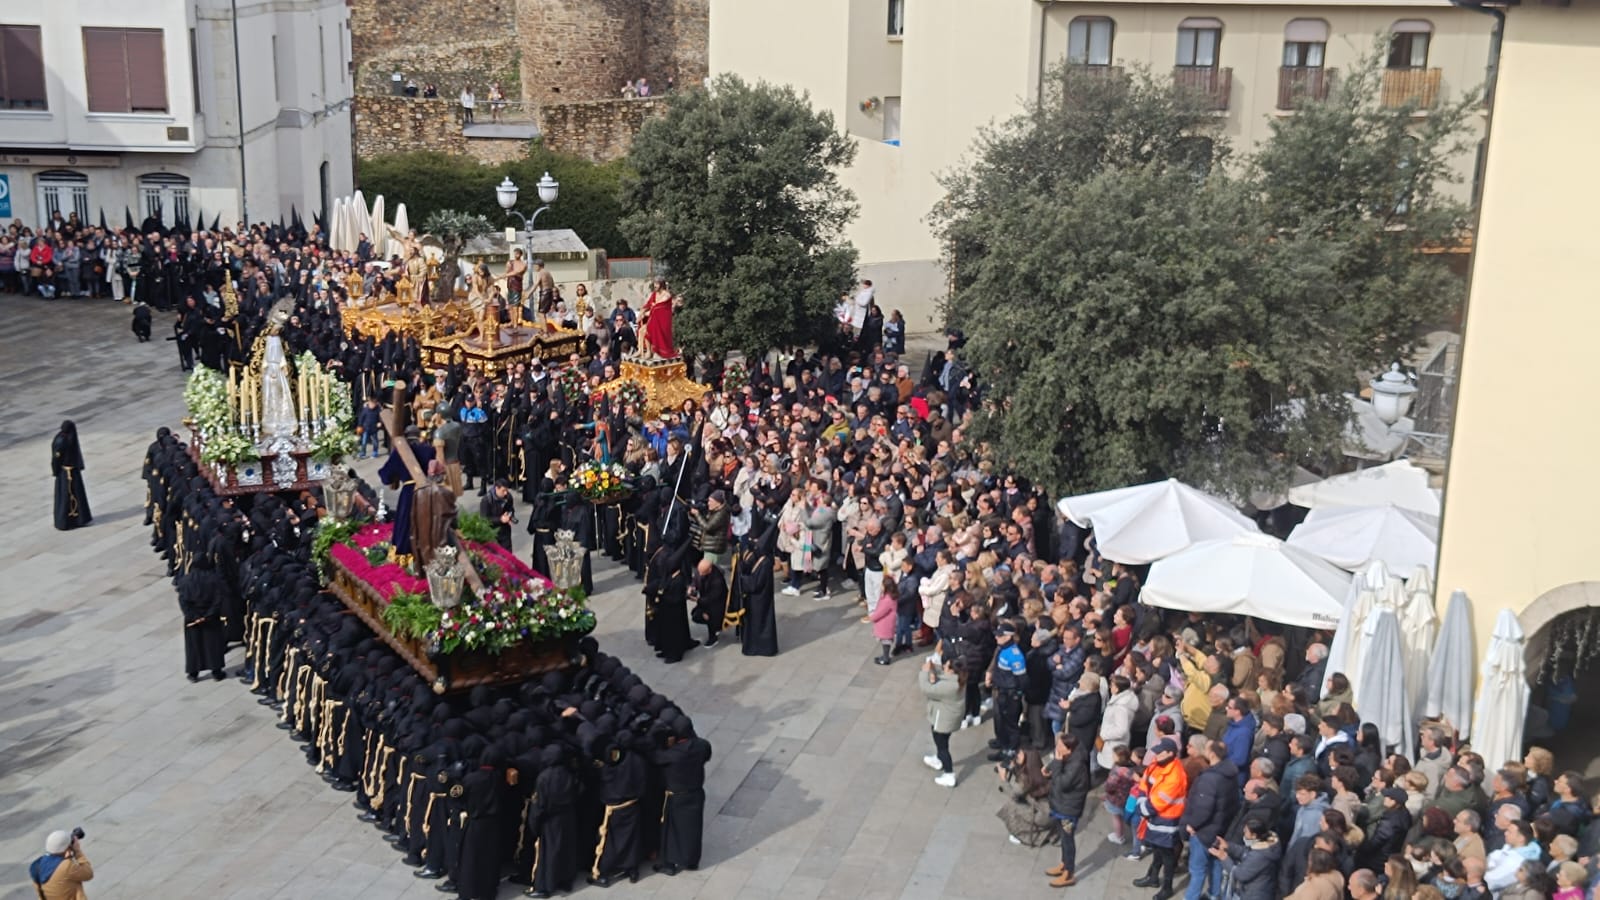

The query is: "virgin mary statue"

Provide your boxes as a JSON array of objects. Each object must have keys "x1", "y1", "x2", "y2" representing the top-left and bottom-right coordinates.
[{"x1": 260, "y1": 336, "x2": 299, "y2": 440}]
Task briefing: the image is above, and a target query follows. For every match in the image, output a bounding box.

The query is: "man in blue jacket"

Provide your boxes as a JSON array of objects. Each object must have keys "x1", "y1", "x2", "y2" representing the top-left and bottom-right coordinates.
[{"x1": 1223, "y1": 697, "x2": 1257, "y2": 787}]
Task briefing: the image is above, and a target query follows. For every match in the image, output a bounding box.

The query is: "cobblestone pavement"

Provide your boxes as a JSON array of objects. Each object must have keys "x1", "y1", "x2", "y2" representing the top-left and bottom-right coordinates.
[{"x1": 0, "y1": 295, "x2": 1158, "y2": 899}]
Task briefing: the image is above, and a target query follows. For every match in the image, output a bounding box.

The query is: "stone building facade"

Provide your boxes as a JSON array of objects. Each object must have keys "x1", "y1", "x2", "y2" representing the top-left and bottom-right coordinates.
[{"x1": 349, "y1": 0, "x2": 705, "y2": 163}]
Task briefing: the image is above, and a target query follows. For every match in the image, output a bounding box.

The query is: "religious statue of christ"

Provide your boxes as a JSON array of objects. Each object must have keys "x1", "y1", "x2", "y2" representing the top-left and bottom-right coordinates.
[{"x1": 639, "y1": 279, "x2": 679, "y2": 361}]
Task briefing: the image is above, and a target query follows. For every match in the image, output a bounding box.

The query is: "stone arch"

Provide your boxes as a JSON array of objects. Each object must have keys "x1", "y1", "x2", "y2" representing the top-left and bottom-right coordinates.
[{"x1": 1519, "y1": 581, "x2": 1600, "y2": 683}]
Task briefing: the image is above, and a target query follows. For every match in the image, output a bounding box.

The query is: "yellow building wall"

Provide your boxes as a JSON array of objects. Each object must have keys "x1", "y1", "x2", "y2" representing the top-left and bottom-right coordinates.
[{"x1": 1436, "y1": 2, "x2": 1600, "y2": 653}]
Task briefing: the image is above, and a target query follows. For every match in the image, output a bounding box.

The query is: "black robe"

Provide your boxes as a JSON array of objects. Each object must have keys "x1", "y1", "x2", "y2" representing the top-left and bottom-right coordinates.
[
  {"x1": 736, "y1": 518, "x2": 780, "y2": 657},
  {"x1": 592, "y1": 750, "x2": 648, "y2": 879},
  {"x1": 51, "y1": 424, "x2": 92, "y2": 530},
  {"x1": 527, "y1": 762, "x2": 581, "y2": 892},
  {"x1": 653, "y1": 736, "x2": 713, "y2": 870},
  {"x1": 179, "y1": 566, "x2": 227, "y2": 677},
  {"x1": 455, "y1": 766, "x2": 508, "y2": 900},
  {"x1": 647, "y1": 540, "x2": 695, "y2": 662}
]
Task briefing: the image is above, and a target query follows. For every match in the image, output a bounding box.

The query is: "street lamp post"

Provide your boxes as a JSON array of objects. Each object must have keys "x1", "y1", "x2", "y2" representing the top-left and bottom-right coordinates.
[{"x1": 496, "y1": 172, "x2": 559, "y2": 320}]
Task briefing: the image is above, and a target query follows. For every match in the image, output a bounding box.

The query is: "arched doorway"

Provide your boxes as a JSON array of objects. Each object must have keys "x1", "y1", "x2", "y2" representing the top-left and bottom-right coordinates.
[
  {"x1": 138, "y1": 173, "x2": 190, "y2": 228},
  {"x1": 1519, "y1": 581, "x2": 1600, "y2": 777}
]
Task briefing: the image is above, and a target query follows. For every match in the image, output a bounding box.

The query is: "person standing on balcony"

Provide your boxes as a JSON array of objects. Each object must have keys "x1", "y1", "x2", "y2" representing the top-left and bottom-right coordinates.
[
  {"x1": 460, "y1": 84, "x2": 476, "y2": 125},
  {"x1": 488, "y1": 82, "x2": 507, "y2": 122}
]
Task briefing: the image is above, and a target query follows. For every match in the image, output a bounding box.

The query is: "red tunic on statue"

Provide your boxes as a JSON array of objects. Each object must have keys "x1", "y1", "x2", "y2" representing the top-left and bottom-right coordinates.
[{"x1": 642, "y1": 290, "x2": 677, "y2": 358}]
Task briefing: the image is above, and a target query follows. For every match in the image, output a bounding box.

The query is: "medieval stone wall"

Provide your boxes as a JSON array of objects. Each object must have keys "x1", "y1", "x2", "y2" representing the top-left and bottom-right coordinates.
[
  {"x1": 354, "y1": 97, "x2": 532, "y2": 165},
  {"x1": 540, "y1": 97, "x2": 665, "y2": 162},
  {"x1": 351, "y1": 0, "x2": 521, "y2": 99}
]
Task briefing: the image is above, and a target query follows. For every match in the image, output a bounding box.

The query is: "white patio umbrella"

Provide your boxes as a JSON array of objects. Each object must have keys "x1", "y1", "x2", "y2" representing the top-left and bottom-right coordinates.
[
  {"x1": 1287, "y1": 459, "x2": 1442, "y2": 516},
  {"x1": 350, "y1": 189, "x2": 369, "y2": 239},
  {"x1": 1472, "y1": 609, "x2": 1528, "y2": 768},
  {"x1": 1399, "y1": 566, "x2": 1439, "y2": 715},
  {"x1": 1357, "y1": 607, "x2": 1414, "y2": 758},
  {"x1": 1425, "y1": 590, "x2": 1476, "y2": 739},
  {"x1": 1055, "y1": 478, "x2": 1257, "y2": 565},
  {"x1": 1286, "y1": 504, "x2": 1439, "y2": 575},
  {"x1": 1142, "y1": 532, "x2": 1351, "y2": 629}
]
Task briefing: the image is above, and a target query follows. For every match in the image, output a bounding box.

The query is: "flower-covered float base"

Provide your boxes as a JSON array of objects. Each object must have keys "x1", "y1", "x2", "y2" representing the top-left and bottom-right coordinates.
[
  {"x1": 323, "y1": 521, "x2": 596, "y2": 693},
  {"x1": 187, "y1": 428, "x2": 329, "y2": 496}
]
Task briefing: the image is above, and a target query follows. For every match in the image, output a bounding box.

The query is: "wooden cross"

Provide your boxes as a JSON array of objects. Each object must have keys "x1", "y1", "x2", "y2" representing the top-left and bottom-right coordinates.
[{"x1": 379, "y1": 390, "x2": 487, "y2": 595}]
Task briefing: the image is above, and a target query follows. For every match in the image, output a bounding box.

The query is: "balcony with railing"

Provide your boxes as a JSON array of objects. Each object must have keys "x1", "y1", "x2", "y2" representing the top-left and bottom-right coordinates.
[
  {"x1": 1172, "y1": 66, "x2": 1232, "y2": 111},
  {"x1": 1381, "y1": 67, "x2": 1441, "y2": 109},
  {"x1": 1277, "y1": 66, "x2": 1335, "y2": 110}
]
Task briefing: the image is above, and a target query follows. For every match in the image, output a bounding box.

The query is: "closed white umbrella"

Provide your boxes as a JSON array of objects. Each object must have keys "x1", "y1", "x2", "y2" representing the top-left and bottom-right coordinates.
[
  {"x1": 391, "y1": 203, "x2": 410, "y2": 259},
  {"x1": 1287, "y1": 459, "x2": 1442, "y2": 516},
  {"x1": 1425, "y1": 590, "x2": 1476, "y2": 738},
  {"x1": 1055, "y1": 478, "x2": 1257, "y2": 565},
  {"x1": 1286, "y1": 504, "x2": 1439, "y2": 575},
  {"x1": 333, "y1": 197, "x2": 350, "y2": 252},
  {"x1": 1328, "y1": 561, "x2": 1389, "y2": 704},
  {"x1": 1142, "y1": 532, "x2": 1351, "y2": 629},
  {"x1": 1472, "y1": 609, "x2": 1528, "y2": 768},
  {"x1": 370, "y1": 195, "x2": 386, "y2": 255},
  {"x1": 1400, "y1": 566, "x2": 1438, "y2": 717},
  {"x1": 351, "y1": 189, "x2": 369, "y2": 239},
  {"x1": 1357, "y1": 607, "x2": 1414, "y2": 758}
]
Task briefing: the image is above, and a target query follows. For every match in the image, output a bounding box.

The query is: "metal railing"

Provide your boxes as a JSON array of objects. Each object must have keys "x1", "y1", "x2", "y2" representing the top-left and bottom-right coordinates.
[
  {"x1": 1277, "y1": 66, "x2": 1335, "y2": 110},
  {"x1": 458, "y1": 99, "x2": 537, "y2": 125},
  {"x1": 1404, "y1": 336, "x2": 1459, "y2": 463},
  {"x1": 1173, "y1": 66, "x2": 1232, "y2": 111},
  {"x1": 1381, "y1": 67, "x2": 1441, "y2": 109}
]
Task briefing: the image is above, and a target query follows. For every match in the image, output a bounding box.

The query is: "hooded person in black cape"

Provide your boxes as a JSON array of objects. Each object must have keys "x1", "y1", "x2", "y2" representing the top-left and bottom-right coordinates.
[
  {"x1": 523, "y1": 743, "x2": 582, "y2": 897},
  {"x1": 178, "y1": 545, "x2": 228, "y2": 681},
  {"x1": 51, "y1": 420, "x2": 92, "y2": 530},
  {"x1": 734, "y1": 509, "x2": 780, "y2": 657},
  {"x1": 651, "y1": 717, "x2": 713, "y2": 875}
]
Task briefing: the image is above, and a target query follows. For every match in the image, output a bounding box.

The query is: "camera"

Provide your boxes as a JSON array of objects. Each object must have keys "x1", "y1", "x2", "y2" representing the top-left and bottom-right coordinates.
[{"x1": 72, "y1": 827, "x2": 86, "y2": 841}]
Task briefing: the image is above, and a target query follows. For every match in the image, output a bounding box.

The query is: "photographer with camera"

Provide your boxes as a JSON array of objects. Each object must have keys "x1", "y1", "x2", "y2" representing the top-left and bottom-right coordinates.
[
  {"x1": 29, "y1": 828, "x2": 92, "y2": 900},
  {"x1": 479, "y1": 479, "x2": 516, "y2": 550}
]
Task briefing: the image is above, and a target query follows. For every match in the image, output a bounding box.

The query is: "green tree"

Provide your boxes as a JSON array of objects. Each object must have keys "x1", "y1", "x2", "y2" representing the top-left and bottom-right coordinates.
[
  {"x1": 934, "y1": 58, "x2": 1474, "y2": 498},
  {"x1": 356, "y1": 145, "x2": 638, "y2": 256},
  {"x1": 420, "y1": 209, "x2": 493, "y2": 291},
  {"x1": 619, "y1": 74, "x2": 859, "y2": 357}
]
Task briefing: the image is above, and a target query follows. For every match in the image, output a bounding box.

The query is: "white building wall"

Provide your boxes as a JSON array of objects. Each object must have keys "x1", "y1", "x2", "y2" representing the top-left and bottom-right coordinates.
[{"x1": 0, "y1": 0, "x2": 352, "y2": 230}]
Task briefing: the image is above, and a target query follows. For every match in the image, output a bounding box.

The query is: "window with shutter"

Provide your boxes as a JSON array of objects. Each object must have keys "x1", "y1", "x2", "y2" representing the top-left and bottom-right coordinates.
[
  {"x1": 83, "y1": 27, "x2": 167, "y2": 113},
  {"x1": 0, "y1": 25, "x2": 47, "y2": 109}
]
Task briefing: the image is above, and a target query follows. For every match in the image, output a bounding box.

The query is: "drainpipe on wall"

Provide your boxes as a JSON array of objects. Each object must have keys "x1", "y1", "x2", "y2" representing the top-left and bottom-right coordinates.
[{"x1": 231, "y1": 0, "x2": 250, "y2": 227}]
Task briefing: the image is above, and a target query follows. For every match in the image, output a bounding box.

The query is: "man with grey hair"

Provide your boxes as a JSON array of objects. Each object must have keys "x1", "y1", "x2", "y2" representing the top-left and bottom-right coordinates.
[
  {"x1": 1296, "y1": 643, "x2": 1329, "y2": 703},
  {"x1": 1348, "y1": 868, "x2": 1380, "y2": 900},
  {"x1": 1415, "y1": 725, "x2": 1452, "y2": 798}
]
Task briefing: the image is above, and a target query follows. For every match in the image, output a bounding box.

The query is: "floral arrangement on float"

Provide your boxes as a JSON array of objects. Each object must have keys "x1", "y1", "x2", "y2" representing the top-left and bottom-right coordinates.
[
  {"x1": 573, "y1": 460, "x2": 631, "y2": 503},
  {"x1": 721, "y1": 358, "x2": 749, "y2": 395}
]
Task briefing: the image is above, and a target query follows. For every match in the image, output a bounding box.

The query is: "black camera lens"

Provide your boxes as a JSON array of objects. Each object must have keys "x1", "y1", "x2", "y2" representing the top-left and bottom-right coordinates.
[{"x1": 72, "y1": 827, "x2": 86, "y2": 840}]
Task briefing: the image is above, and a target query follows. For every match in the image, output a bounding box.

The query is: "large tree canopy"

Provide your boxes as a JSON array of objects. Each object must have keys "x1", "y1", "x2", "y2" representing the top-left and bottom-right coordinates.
[
  {"x1": 935, "y1": 57, "x2": 1475, "y2": 499},
  {"x1": 620, "y1": 74, "x2": 859, "y2": 357}
]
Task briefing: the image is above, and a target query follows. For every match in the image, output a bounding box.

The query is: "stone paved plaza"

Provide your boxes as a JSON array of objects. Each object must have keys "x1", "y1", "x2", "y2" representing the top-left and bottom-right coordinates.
[{"x1": 0, "y1": 296, "x2": 1156, "y2": 899}]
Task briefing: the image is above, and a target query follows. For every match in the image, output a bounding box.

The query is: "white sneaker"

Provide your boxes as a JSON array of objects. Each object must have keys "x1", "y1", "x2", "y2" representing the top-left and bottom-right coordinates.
[
  {"x1": 933, "y1": 772, "x2": 956, "y2": 788},
  {"x1": 781, "y1": 585, "x2": 800, "y2": 596},
  {"x1": 1107, "y1": 833, "x2": 1127, "y2": 845},
  {"x1": 922, "y1": 755, "x2": 943, "y2": 771},
  {"x1": 1008, "y1": 834, "x2": 1022, "y2": 845}
]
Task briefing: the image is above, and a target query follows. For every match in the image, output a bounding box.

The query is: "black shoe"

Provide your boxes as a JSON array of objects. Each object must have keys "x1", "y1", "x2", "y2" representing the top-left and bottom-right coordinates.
[
  {"x1": 705, "y1": 635, "x2": 718, "y2": 648},
  {"x1": 1153, "y1": 890, "x2": 1175, "y2": 900},
  {"x1": 524, "y1": 891, "x2": 551, "y2": 899},
  {"x1": 413, "y1": 867, "x2": 443, "y2": 880},
  {"x1": 357, "y1": 811, "x2": 379, "y2": 823},
  {"x1": 986, "y1": 750, "x2": 1010, "y2": 762},
  {"x1": 434, "y1": 881, "x2": 457, "y2": 893},
  {"x1": 383, "y1": 833, "x2": 404, "y2": 844},
  {"x1": 653, "y1": 862, "x2": 681, "y2": 876},
  {"x1": 508, "y1": 874, "x2": 533, "y2": 886},
  {"x1": 402, "y1": 853, "x2": 424, "y2": 867},
  {"x1": 275, "y1": 721, "x2": 293, "y2": 730},
  {"x1": 1133, "y1": 876, "x2": 1160, "y2": 888},
  {"x1": 987, "y1": 739, "x2": 1002, "y2": 749},
  {"x1": 329, "y1": 780, "x2": 356, "y2": 792},
  {"x1": 587, "y1": 874, "x2": 617, "y2": 888},
  {"x1": 187, "y1": 673, "x2": 199, "y2": 683}
]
